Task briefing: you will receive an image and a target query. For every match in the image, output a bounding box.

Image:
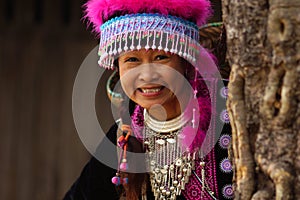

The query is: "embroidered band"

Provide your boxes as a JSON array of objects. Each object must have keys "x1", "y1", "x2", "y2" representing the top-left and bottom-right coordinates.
[{"x1": 98, "y1": 13, "x2": 201, "y2": 69}]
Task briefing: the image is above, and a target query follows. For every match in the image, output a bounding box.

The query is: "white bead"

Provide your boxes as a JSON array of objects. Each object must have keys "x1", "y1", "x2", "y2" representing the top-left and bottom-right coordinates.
[
  {"x1": 156, "y1": 139, "x2": 165, "y2": 145},
  {"x1": 167, "y1": 138, "x2": 176, "y2": 144}
]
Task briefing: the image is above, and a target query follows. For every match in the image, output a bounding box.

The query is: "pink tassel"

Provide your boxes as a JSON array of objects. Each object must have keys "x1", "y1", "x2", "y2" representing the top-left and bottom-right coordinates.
[
  {"x1": 181, "y1": 126, "x2": 197, "y2": 151},
  {"x1": 181, "y1": 126, "x2": 206, "y2": 152}
]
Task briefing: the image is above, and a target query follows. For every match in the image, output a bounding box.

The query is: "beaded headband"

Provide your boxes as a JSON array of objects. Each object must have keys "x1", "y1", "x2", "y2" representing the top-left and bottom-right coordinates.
[{"x1": 98, "y1": 13, "x2": 201, "y2": 69}]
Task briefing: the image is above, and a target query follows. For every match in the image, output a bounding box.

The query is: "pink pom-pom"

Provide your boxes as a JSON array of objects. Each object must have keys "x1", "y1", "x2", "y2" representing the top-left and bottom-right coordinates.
[
  {"x1": 83, "y1": 0, "x2": 212, "y2": 35},
  {"x1": 181, "y1": 126, "x2": 197, "y2": 151},
  {"x1": 120, "y1": 162, "x2": 128, "y2": 171},
  {"x1": 111, "y1": 176, "x2": 120, "y2": 185}
]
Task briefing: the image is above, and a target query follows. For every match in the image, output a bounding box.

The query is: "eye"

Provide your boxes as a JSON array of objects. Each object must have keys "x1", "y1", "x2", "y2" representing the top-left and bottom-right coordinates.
[
  {"x1": 125, "y1": 57, "x2": 139, "y2": 62},
  {"x1": 155, "y1": 55, "x2": 169, "y2": 61}
]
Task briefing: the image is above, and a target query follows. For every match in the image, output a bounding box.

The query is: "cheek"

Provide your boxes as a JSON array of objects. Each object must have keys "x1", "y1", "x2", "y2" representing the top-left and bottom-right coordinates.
[
  {"x1": 164, "y1": 69, "x2": 185, "y2": 86},
  {"x1": 119, "y1": 71, "x2": 137, "y2": 98}
]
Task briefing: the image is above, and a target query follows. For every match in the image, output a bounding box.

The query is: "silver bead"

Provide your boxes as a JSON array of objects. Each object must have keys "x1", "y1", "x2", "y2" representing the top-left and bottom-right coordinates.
[
  {"x1": 166, "y1": 138, "x2": 176, "y2": 144},
  {"x1": 173, "y1": 180, "x2": 178, "y2": 186},
  {"x1": 161, "y1": 169, "x2": 167, "y2": 174},
  {"x1": 156, "y1": 139, "x2": 165, "y2": 145},
  {"x1": 166, "y1": 191, "x2": 171, "y2": 196}
]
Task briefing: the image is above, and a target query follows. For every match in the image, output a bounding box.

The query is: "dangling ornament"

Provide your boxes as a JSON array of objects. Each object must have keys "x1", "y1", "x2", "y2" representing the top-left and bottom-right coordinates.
[
  {"x1": 112, "y1": 124, "x2": 132, "y2": 186},
  {"x1": 143, "y1": 111, "x2": 197, "y2": 200}
]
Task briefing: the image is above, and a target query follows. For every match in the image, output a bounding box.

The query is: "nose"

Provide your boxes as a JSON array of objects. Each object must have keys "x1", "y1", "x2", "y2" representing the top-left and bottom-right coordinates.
[{"x1": 138, "y1": 63, "x2": 160, "y2": 82}]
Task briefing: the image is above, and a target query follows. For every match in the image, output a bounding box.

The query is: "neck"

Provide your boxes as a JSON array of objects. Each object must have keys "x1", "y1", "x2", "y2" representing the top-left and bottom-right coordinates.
[
  {"x1": 147, "y1": 91, "x2": 191, "y2": 121},
  {"x1": 147, "y1": 104, "x2": 181, "y2": 121}
]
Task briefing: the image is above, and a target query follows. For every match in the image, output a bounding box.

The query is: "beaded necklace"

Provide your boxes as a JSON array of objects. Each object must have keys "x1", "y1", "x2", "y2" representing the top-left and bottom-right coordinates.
[
  {"x1": 143, "y1": 111, "x2": 218, "y2": 200},
  {"x1": 143, "y1": 111, "x2": 196, "y2": 200}
]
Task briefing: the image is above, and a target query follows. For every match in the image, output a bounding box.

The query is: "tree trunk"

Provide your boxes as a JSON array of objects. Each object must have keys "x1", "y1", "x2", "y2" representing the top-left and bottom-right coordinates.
[{"x1": 222, "y1": 0, "x2": 300, "y2": 199}]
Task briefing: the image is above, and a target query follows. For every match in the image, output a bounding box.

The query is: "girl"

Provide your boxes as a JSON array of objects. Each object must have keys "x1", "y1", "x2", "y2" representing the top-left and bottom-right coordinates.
[{"x1": 65, "y1": 0, "x2": 233, "y2": 199}]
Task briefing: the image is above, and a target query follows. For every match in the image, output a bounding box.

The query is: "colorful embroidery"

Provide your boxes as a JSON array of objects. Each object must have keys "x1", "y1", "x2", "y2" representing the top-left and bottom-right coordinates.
[
  {"x1": 220, "y1": 86, "x2": 228, "y2": 99},
  {"x1": 220, "y1": 109, "x2": 230, "y2": 124},
  {"x1": 182, "y1": 150, "x2": 219, "y2": 200},
  {"x1": 222, "y1": 184, "x2": 234, "y2": 199},
  {"x1": 220, "y1": 158, "x2": 232, "y2": 173},
  {"x1": 219, "y1": 134, "x2": 231, "y2": 149}
]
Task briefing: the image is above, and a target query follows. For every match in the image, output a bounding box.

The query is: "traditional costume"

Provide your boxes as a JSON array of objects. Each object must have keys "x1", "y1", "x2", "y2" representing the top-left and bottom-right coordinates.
[{"x1": 64, "y1": 0, "x2": 233, "y2": 199}]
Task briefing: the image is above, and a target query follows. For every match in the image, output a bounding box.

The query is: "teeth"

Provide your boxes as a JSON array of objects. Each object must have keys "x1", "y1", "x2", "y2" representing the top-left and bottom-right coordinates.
[{"x1": 141, "y1": 87, "x2": 161, "y2": 93}]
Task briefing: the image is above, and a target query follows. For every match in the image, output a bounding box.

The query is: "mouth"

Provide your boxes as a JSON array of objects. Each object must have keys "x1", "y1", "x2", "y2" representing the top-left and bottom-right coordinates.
[{"x1": 137, "y1": 86, "x2": 165, "y2": 96}]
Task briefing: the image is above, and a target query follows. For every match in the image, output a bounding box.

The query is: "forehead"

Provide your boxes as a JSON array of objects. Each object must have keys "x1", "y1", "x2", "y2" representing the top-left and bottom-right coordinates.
[{"x1": 120, "y1": 49, "x2": 172, "y2": 57}]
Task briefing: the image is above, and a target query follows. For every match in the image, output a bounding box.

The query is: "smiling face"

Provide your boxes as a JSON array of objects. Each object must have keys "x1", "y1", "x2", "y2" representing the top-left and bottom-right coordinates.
[{"x1": 118, "y1": 49, "x2": 190, "y2": 120}]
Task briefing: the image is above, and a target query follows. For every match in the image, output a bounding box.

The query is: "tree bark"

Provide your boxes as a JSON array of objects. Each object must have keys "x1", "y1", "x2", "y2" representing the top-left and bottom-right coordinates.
[{"x1": 222, "y1": 0, "x2": 300, "y2": 199}]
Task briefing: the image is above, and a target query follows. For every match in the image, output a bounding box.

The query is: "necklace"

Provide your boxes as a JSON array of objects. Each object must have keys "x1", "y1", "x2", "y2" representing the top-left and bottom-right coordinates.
[
  {"x1": 143, "y1": 111, "x2": 196, "y2": 200},
  {"x1": 144, "y1": 110, "x2": 189, "y2": 133}
]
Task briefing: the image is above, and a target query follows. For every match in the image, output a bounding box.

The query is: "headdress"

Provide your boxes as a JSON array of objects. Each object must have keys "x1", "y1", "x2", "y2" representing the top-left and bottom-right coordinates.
[{"x1": 84, "y1": 0, "x2": 212, "y2": 69}]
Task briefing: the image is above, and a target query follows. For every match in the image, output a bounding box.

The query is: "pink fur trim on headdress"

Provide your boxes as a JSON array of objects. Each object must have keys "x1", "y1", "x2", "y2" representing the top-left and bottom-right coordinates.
[{"x1": 84, "y1": 0, "x2": 212, "y2": 34}]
